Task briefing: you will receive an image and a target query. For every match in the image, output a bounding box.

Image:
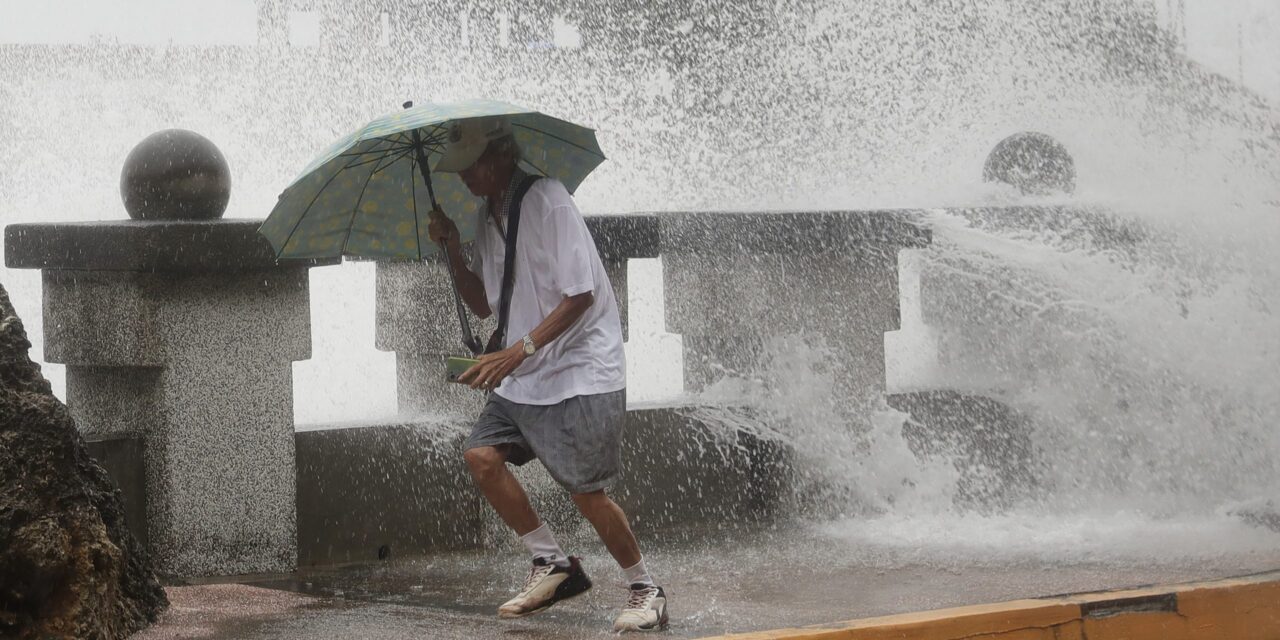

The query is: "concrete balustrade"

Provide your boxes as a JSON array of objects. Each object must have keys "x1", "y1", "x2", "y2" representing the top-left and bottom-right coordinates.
[
  {"x1": 4, "y1": 220, "x2": 334, "y2": 577},
  {"x1": 660, "y1": 211, "x2": 931, "y2": 402},
  {"x1": 5, "y1": 209, "x2": 930, "y2": 576}
]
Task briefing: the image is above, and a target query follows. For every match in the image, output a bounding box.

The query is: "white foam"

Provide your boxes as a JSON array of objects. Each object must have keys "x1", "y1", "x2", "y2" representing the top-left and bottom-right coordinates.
[{"x1": 817, "y1": 511, "x2": 1280, "y2": 567}]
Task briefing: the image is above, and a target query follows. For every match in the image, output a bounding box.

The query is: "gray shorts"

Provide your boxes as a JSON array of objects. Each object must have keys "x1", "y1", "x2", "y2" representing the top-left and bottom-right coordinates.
[{"x1": 465, "y1": 389, "x2": 626, "y2": 494}]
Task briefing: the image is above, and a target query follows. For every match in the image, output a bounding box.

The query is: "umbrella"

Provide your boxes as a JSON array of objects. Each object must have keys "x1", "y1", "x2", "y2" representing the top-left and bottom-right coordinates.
[
  {"x1": 259, "y1": 98, "x2": 605, "y2": 260},
  {"x1": 258, "y1": 99, "x2": 606, "y2": 353}
]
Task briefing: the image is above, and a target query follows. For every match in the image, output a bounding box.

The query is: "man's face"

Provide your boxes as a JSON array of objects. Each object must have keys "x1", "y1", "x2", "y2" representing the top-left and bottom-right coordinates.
[{"x1": 457, "y1": 146, "x2": 505, "y2": 197}]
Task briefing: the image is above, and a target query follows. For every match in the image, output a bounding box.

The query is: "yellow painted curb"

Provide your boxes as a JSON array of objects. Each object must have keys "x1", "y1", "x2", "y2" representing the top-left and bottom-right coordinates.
[{"x1": 702, "y1": 571, "x2": 1280, "y2": 640}]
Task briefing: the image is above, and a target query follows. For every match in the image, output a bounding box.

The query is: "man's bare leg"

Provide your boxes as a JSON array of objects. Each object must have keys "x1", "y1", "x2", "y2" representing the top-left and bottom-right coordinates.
[
  {"x1": 467, "y1": 446, "x2": 592, "y2": 619},
  {"x1": 570, "y1": 490, "x2": 642, "y2": 568},
  {"x1": 464, "y1": 445, "x2": 540, "y2": 535},
  {"x1": 574, "y1": 490, "x2": 667, "y2": 631}
]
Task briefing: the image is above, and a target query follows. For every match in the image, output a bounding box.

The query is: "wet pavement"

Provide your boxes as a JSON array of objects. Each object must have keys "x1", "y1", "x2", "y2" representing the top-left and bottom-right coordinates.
[{"x1": 134, "y1": 523, "x2": 1280, "y2": 639}]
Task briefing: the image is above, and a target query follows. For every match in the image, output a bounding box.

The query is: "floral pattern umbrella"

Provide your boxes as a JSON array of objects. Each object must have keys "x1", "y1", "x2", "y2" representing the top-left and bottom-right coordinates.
[{"x1": 259, "y1": 98, "x2": 605, "y2": 260}]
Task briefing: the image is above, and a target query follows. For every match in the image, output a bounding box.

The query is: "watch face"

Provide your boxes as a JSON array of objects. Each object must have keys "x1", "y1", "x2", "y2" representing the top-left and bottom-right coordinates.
[{"x1": 523, "y1": 338, "x2": 536, "y2": 355}]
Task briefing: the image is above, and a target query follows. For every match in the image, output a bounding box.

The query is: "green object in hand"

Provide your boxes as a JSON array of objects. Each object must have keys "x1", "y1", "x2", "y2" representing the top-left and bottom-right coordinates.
[{"x1": 446, "y1": 356, "x2": 479, "y2": 384}]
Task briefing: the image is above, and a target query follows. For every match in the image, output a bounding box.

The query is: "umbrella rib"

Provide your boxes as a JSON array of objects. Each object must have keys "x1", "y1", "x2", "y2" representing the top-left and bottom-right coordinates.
[
  {"x1": 511, "y1": 122, "x2": 604, "y2": 158},
  {"x1": 340, "y1": 153, "x2": 398, "y2": 171},
  {"x1": 277, "y1": 165, "x2": 345, "y2": 258},
  {"x1": 337, "y1": 144, "x2": 411, "y2": 158},
  {"x1": 337, "y1": 139, "x2": 413, "y2": 159},
  {"x1": 520, "y1": 155, "x2": 553, "y2": 178},
  {"x1": 398, "y1": 131, "x2": 419, "y2": 146},
  {"x1": 340, "y1": 141, "x2": 409, "y2": 169},
  {"x1": 370, "y1": 132, "x2": 415, "y2": 150},
  {"x1": 337, "y1": 140, "x2": 407, "y2": 154},
  {"x1": 370, "y1": 146, "x2": 415, "y2": 175},
  {"x1": 340, "y1": 162, "x2": 381, "y2": 256},
  {"x1": 419, "y1": 124, "x2": 449, "y2": 148}
]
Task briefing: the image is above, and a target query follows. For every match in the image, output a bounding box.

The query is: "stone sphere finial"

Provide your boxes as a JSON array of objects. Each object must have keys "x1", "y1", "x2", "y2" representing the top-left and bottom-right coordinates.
[
  {"x1": 120, "y1": 129, "x2": 231, "y2": 220},
  {"x1": 983, "y1": 132, "x2": 1076, "y2": 196}
]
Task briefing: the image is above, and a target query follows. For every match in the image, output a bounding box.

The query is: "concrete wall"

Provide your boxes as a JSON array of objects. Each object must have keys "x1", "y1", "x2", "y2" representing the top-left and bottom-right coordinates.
[
  {"x1": 83, "y1": 434, "x2": 147, "y2": 549},
  {"x1": 295, "y1": 421, "x2": 483, "y2": 566},
  {"x1": 295, "y1": 405, "x2": 792, "y2": 564}
]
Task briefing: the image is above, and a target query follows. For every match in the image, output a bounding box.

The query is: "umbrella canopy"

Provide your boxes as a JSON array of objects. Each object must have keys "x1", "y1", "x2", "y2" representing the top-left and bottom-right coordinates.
[{"x1": 259, "y1": 99, "x2": 605, "y2": 260}]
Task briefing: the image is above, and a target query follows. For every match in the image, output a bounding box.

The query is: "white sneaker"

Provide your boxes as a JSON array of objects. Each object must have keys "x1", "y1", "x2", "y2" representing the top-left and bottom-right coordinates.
[
  {"x1": 613, "y1": 583, "x2": 669, "y2": 632},
  {"x1": 498, "y1": 556, "x2": 592, "y2": 619}
]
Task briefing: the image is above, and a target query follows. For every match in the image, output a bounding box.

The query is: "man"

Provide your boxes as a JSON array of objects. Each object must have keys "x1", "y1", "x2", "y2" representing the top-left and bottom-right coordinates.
[{"x1": 427, "y1": 116, "x2": 669, "y2": 633}]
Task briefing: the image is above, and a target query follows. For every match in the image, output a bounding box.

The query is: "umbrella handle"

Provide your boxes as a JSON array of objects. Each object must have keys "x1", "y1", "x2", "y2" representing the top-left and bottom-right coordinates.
[
  {"x1": 440, "y1": 239, "x2": 484, "y2": 356},
  {"x1": 410, "y1": 128, "x2": 441, "y2": 211},
  {"x1": 407, "y1": 121, "x2": 479, "y2": 354}
]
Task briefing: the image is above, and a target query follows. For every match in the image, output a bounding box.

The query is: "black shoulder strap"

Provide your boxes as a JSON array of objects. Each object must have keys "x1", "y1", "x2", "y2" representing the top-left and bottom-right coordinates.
[{"x1": 485, "y1": 174, "x2": 542, "y2": 354}]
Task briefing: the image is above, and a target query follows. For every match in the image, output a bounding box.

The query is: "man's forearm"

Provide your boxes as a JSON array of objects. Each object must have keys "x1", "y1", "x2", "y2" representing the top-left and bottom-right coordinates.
[
  {"x1": 527, "y1": 292, "x2": 594, "y2": 351},
  {"x1": 458, "y1": 291, "x2": 593, "y2": 391},
  {"x1": 446, "y1": 245, "x2": 491, "y2": 318}
]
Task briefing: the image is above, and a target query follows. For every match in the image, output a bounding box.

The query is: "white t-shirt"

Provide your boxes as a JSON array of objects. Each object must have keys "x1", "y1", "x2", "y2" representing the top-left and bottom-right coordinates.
[{"x1": 471, "y1": 178, "x2": 626, "y2": 405}]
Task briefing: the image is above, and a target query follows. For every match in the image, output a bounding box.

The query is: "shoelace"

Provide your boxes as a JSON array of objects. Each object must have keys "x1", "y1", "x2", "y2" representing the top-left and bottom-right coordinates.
[
  {"x1": 624, "y1": 586, "x2": 659, "y2": 611},
  {"x1": 517, "y1": 563, "x2": 555, "y2": 597}
]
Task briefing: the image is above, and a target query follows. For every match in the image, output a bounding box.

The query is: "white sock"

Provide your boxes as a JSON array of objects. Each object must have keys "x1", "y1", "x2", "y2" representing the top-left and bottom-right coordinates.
[
  {"x1": 520, "y1": 523, "x2": 570, "y2": 567},
  {"x1": 622, "y1": 557, "x2": 656, "y2": 588}
]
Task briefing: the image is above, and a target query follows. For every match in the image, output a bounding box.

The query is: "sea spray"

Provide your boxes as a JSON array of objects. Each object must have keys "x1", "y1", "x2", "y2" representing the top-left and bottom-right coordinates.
[
  {"x1": 679, "y1": 335, "x2": 962, "y2": 518},
  {"x1": 919, "y1": 207, "x2": 1280, "y2": 517}
]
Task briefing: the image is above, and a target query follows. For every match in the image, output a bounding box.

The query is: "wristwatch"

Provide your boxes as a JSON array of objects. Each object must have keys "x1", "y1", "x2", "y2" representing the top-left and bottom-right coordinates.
[{"x1": 521, "y1": 334, "x2": 537, "y2": 356}]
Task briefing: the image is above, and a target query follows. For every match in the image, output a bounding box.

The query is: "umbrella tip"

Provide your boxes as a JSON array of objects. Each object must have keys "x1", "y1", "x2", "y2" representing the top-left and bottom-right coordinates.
[{"x1": 402, "y1": 101, "x2": 413, "y2": 109}]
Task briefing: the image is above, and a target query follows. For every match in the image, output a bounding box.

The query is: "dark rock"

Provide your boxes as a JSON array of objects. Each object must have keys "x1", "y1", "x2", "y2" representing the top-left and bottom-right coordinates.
[
  {"x1": 982, "y1": 132, "x2": 1076, "y2": 196},
  {"x1": 0, "y1": 282, "x2": 167, "y2": 639},
  {"x1": 120, "y1": 129, "x2": 230, "y2": 221}
]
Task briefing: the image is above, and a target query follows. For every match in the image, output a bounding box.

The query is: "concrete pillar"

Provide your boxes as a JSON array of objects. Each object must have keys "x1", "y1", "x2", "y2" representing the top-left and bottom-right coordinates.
[
  {"x1": 661, "y1": 211, "x2": 930, "y2": 403},
  {"x1": 375, "y1": 214, "x2": 657, "y2": 417},
  {"x1": 4, "y1": 220, "x2": 334, "y2": 577}
]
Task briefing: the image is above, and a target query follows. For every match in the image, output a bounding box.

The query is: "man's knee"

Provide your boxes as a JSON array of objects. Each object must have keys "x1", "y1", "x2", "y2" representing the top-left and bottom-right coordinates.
[
  {"x1": 464, "y1": 446, "x2": 506, "y2": 478},
  {"x1": 570, "y1": 489, "x2": 610, "y2": 513}
]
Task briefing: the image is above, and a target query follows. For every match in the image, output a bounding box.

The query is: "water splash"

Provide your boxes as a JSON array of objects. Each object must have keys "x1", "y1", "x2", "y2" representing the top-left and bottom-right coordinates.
[
  {"x1": 2, "y1": 0, "x2": 1279, "y2": 562},
  {"x1": 918, "y1": 206, "x2": 1280, "y2": 515},
  {"x1": 679, "y1": 336, "x2": 962, "y2": 517},
  {"x1": 679, "y1": 201, "x2": 1280, "y2": 559}
]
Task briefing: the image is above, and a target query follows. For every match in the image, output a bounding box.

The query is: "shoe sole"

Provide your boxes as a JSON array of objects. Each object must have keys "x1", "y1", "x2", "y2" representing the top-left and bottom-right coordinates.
[
  {"x1": 616, "y1": 621, "x2": 669, "y2": 632},
  {"x1": 498, "y1": 570, "x2": 594, "y2": 619},
  {"x1": 615, "y1": 603, "x2": 669, "y2": 632}
]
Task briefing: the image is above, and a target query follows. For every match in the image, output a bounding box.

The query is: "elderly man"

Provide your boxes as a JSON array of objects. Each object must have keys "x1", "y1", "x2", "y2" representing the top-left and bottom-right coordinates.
[{"x1": 427, "y1": 116, "x2": 668, "y2": 633}]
